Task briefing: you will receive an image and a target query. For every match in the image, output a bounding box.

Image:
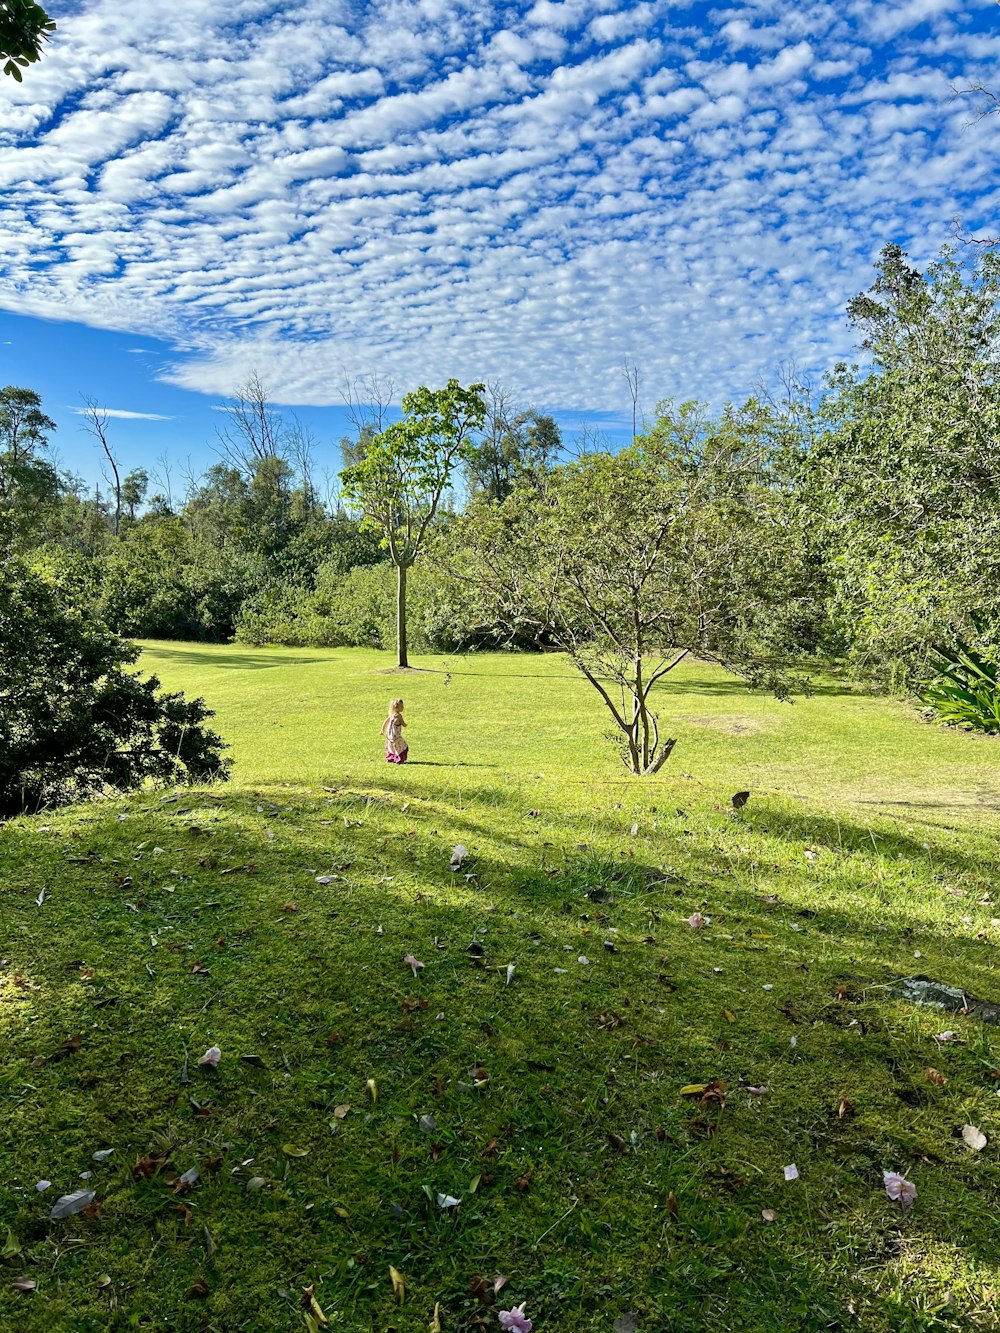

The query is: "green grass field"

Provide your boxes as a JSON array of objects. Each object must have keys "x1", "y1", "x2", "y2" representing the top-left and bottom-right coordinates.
[{"x1": 2, "y1": 644, "x2": 999, "y2": 1332}]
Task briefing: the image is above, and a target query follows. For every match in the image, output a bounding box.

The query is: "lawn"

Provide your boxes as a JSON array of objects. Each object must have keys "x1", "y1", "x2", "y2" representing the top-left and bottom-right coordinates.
[{"x1": 1, "y1": 644, "x2": 999, "y2": 1332}]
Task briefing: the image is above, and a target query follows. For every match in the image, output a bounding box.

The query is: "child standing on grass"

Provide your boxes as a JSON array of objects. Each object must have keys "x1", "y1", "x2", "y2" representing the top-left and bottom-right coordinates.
[{"x1": 381, "y1": 697, "x2": 408, "y2": 764}]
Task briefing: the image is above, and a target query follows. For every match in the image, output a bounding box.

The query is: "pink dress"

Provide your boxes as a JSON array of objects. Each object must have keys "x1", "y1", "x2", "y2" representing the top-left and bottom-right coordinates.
[{"x1": 384, "y1": 716, "x2": 408, "y2": 764}]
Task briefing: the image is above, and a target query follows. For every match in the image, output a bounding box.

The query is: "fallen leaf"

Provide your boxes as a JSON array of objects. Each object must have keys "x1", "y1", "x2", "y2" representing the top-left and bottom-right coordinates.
[
  {"x1": 962, "y1": 1124, "x2": 987, "y2": 1152},
  {"x1": 49, "y1": 1189, "x2": 96, "y2": 1220},
  {"x1": 282, "y1": 1145, "x2": 309, "y2": 1158},
  {"x1": 302, "y1": 1284, "x2": 329, "y2": 1327},
  {"x1": 926, "y1": 1068, "x2": 947, "y2": 1087},
  {"x1": 450, "y1": 845, "x2": 468, "y2": 870},
  {"x1": 203, "y1": 1225, "x2": 216, "y2": 1258},
  {"x1": 92, "y1": 1149, "x2": 114, "y2": 1162},
  {"x1": 1, "y1": 1230, "x2": 20, "y2": 1259},
  {"x1": 389, "y1": 1265, "x2": 405, "y2": 1305},
  {"x1": 723, "y1": 1009, "x2": 736, "y2": 1024},
  {"x1": 191, "y1": 962, "x2": 209, "y2": 974},
  {"x1": 34, "y1": 1180, "x2": 51, "y2": 1192},
  {"x1": 403, "y1": 954, "x2": 425, "y2": 977},
  {"x1": 430, "y1": 1301, "x2": 442, "y2": 1332},
  {"x1": 685, "y1": 913, "x2": 709, "y2": 928},
  {"x1": 505, "y1": 963, "x2": 515, "y2": 986},
  {"x1": 614, "y1": 1316, "x2": 638, "y2": 1333},
  {"x1": 366, "y1": 1078, "x2": 378, "y2": 1103},
  {"x1": 11, "y1": 1277, "x2": 36, "y2": 1294},
  {"x1": 731, "y1": 790, "x2": 750, "y2": 809},
  {"x1": 934, "y1": 1031, "x2": 957, "y2": 1044},
  {"x1": 762, "y1": 1209, "x2": 777, "y2": 1222},
  {"x1": 178, "y1": 1166, "x2": 200, "y2": 1186},
  {"x1": 333, "y1": 1104, "x2": 351, "y2": 1120},
  {"x1": 680, "y1": 1084, "x2": 707, "y2": 1096},
  {"x1": 246, "y1": 1177, "x2": 266, "y2": 1191},
  {"x1": 131, "y1": 1154, "x2": 164, "y2": 1179},
  {"x1": 783, "y1": 1164, "x2": 799, "y2": 1182}
]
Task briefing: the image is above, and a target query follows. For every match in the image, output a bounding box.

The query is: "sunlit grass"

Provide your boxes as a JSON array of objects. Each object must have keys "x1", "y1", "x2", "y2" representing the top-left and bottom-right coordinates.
[{"x1": 0, "y1": 645, "x2": 998, "y2": 1331}]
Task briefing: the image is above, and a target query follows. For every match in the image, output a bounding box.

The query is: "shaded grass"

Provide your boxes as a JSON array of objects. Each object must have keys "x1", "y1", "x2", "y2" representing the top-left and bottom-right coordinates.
[{"x1": 0, "y1": 646, "x2": 998, "y2": 1331}]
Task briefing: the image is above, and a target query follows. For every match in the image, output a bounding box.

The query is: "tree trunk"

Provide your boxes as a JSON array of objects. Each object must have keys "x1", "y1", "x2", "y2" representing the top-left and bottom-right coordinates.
[{"x1": 397, "y1": 561, "x2": 408, "y2": 669}]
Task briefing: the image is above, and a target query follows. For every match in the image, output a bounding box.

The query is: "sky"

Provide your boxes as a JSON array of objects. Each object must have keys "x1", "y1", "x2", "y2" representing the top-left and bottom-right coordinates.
[{"x1": 1, "y1": 0, "x2": 999, "y2": 485}]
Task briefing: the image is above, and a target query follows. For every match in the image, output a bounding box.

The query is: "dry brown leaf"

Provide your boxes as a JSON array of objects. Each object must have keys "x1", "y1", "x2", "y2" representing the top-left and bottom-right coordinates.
[{"x1": 926, "y1": 1068, "x2": 947, "y2": 1088}]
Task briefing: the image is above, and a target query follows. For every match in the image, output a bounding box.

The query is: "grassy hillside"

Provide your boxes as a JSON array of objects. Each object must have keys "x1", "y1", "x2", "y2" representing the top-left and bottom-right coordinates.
[{"x1": 1, "y1": 645, "x2": 998, "y2": 1332}]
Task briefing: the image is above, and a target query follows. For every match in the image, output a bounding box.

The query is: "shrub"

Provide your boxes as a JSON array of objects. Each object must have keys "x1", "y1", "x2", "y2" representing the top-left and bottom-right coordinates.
[
  {"x1": 921, "y1": 632, "x2": 1000, "y2": 734},
  {"x1": 0, "y1": 549, "x2": 230, "y2": 817}
]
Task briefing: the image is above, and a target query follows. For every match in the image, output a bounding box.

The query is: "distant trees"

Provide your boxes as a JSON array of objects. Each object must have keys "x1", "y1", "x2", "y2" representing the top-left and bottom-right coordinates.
[
  {"x1": 1, "y1": 0, "x2": 55, "y2": 80},
  {"x1": 340, "y1": 379, "x2": 486, "y2": 668},
  {"x1": 465, "y1": 383, "x2": 562, "y2": 502}
]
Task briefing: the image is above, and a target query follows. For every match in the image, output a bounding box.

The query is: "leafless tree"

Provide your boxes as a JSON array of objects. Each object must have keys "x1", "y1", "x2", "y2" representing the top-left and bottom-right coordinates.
[
  {"x1": 287, "y1": 413, "x2": 319, "y2": 501},
  {"x1": 216, "y1": 371, "x2": 287, "y2": 475},
  {"x1": 623, "y1": 359, "x2": 641, "y2": 442},
  {"x1": 152, "y1": 450, "x2": 174, "y2": 510},
  {"x1": 80, "y1": 398, "x2": 122, "y2": 536},
  {"x1": 341, "y1": 370, "x2": 396, "y2": 439}
]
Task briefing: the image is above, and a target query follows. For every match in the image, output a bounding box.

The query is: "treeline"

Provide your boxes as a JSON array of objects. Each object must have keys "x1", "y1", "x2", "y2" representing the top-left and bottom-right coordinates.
[
  {"x1": 0, "y1": 377, "x2": 562, "y2": 653},
  {"x1": 5, "y1": 242, "x2": 1000, "y2": 698}
]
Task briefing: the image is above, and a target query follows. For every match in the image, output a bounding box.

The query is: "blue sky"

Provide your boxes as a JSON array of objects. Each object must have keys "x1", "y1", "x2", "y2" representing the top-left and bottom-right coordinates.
[{"x1": 2, "y1": 0, "x2": 999, "y2": 485}]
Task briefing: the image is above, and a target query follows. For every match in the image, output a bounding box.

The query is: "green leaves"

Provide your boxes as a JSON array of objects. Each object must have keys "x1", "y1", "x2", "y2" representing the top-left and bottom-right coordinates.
[{"x1": 0, "y1": 1, "x2": 56, "y2": 80}]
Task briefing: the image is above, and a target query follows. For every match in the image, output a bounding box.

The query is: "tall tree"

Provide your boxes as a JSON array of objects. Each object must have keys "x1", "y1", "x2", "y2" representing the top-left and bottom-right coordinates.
[
  {"x1": 340, "y1": 379, "x2": 486, "y2": 668},
  {"x1": 1, "y1": 0, "x2": 55, "y2": 80},
  {"x1": 809, "y1": 243, "x2": 1000, "y2": 684},
  {"x1": 81, "y1": 400, "x2": 123, "y2": 537},
  {"x1": 0, "y1": 385, "x2": 60, "y2": 541}
]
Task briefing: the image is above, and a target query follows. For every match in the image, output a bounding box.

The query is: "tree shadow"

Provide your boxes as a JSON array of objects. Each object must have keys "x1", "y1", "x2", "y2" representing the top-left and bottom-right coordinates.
[{"x1": 140, "y1": 646, "x2": 332, "y2": 671}]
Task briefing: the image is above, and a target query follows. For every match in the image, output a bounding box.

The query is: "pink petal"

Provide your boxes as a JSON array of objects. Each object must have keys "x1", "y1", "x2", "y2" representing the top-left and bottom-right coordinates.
[{"x1": 198, "y1": 1045, "x2": 221, "y2": 1067}]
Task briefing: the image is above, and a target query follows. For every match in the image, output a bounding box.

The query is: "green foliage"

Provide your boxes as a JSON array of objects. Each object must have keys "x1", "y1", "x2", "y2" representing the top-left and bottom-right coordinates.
[
  {"x1": 921, "y1": 632, "x2": 1000, "y2": 734},
  {"x1": 0, "y1": 550, "x2": 229, "y2": 817},
  {"x1": 446, "y1": 402, "x2": 812, "y2": 772},
  {"x1": 808, "y1": 243, "x2": 1000, "y2": 687},
  {"x1": 0, "y1": 0, "x2": 55, "y2": 80}
]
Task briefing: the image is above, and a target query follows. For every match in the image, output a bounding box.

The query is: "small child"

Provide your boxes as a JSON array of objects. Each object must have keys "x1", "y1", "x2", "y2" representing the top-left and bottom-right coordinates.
[{"x1": 380, "y1": 697, "x2": 408, "y2": 764}]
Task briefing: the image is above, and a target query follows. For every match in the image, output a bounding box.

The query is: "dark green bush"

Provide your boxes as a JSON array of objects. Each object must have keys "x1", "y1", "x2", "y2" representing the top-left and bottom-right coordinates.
[{"x1": 0, "y1": 550, "x2": 230, "y2": 817}]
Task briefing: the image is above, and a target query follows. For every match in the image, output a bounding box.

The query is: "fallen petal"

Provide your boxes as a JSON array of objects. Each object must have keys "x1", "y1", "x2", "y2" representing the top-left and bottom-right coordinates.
[
  {"x1": 783, "y1": 1164, "x2": 799, "y2": 1182},
  {"x1": 198, "y1": 1046, "x2": 221, "y2": 1067}
]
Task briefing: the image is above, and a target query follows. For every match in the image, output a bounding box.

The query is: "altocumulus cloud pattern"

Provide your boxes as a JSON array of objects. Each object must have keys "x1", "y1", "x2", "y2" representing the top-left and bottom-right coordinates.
[{"x1": 1, "y1": 0, "x2": 999, "y2": 411}]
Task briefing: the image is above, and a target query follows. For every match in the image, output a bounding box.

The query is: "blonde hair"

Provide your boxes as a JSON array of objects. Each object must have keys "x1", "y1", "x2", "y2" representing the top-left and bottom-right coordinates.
[{"x1": 389, "y1": 698, "x2": 404, "y2": 715}]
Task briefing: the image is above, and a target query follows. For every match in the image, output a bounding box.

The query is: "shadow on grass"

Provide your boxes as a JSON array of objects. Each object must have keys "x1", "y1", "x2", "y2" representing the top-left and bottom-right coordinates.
[
  {"x1": 1, "y1": 782, "x2": 998, "y2": 1330},
  {"x1": 141, "y1": 645, "x2": 332, "y2": 671}
]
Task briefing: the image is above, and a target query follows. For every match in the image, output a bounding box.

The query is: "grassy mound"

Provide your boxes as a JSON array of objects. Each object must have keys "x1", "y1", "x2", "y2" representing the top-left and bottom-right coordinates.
[{"x1": 1, "y1": 647, "x2": 998, "y2": 1331}]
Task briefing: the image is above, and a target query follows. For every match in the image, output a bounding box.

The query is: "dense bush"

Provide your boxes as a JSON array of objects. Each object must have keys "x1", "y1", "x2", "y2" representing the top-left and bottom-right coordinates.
[{"x1": 0, "y1": 550, "x2": 230, "y2": 817}]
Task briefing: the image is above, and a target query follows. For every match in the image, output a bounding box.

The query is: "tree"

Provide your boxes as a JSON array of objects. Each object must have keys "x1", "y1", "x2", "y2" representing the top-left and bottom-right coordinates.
[
  {"x1": 466, "y1": 383, "x2": 562, "y2": 501},
  {"x1": 0, "y1": 547, "x2": 230, "y2": 817},
  {"x1": 216, "y1": 372, "x2": 287, "y2": 476},
  {"x1": 0, "y1": 385, "x2": 60, "y2": 542},
  {"x1": 1, "y1": 0, "x2": 55, "y2": 81},
  {"x1": 808, "y1": 243, "x2": 1000, "y2": 685},
  {"x1": 340, "y1": 379, "x2": 487, "y2": 668},
  {"x1": 122, "y1": 468, "x2": 149, "y2": 522},
  {"x1": 445, "y1": 403, "x2": 806, "y2": 774},
  {"x1": 81, "y1": 399, "x2": 123, "y2": 536}
]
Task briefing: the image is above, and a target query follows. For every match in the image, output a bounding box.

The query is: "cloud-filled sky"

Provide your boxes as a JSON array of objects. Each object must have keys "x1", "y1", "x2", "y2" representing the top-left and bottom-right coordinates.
[{"x1": 1, "y1": 0, "x2": 1000, "y2": 476}]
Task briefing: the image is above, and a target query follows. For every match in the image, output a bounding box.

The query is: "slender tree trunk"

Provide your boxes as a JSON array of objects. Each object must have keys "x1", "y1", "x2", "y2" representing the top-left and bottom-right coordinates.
[{"x1": 397, "y1": 561, "x2": 408, "y2": 669}]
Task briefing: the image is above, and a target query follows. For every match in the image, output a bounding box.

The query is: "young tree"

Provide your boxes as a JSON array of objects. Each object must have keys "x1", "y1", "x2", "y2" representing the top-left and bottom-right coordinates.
[
  {"x1": 0, "y1": 385, "x2": 60, "y2": 542},
  {"x1": 444, "y1": 404, "x2": 806, "y2": 774},
  {"x1": 340, "y1": 379, "x2": 486, "y2": 668}
]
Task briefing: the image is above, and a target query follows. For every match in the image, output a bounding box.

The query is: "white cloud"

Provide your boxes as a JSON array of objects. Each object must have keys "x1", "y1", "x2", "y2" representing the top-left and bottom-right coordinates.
[
  {"x1": 69, "y1": 408, "x2": 174, "y2": 420},
  {"x1": 0, "y1": 0, "x2": 998, "y2": 417}
]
